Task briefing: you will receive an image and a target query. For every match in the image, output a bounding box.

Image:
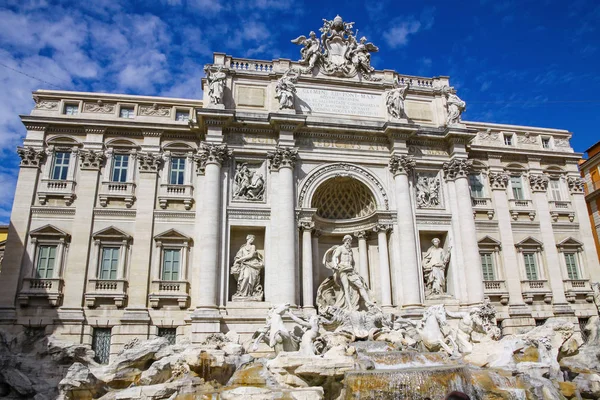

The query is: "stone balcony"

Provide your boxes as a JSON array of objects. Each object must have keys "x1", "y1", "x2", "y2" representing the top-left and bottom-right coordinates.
[
  {"x1": 509, "y1": 199, "x2": 536, "y2": 221},
  {"x1": 563, "y1": 279, "x2": 594, "y2": 303},
  {"x1": 549, "y1": 200, "x2": 575, "y2": 222},
  {"x1": 99, "y1": 182, "x2": 136, "y2": 208},
  {"x1": 521, "y1": 280, "x2": 552, "y2": 304},
  {"x1": 18, "y1": 278, "x2": 64, "y2": 307},
  {"x1": 157, "y1": 184, "x2": 194, "y2": 210},
  {"x1": 85, "y1": 279, "x2": 128, "y2": 308},
  {"x1": 483, "y1": 280, "x2": 509, "y2": 305},
  {"x1": 148, "y1": 280, "x2": 190, "y2": 309},
  {"x1": 471, "y1": 197, "x2": 494, "y2": 220},
  {"x1": 37, "y1": 179, "x2": 76, "y2": 206}
]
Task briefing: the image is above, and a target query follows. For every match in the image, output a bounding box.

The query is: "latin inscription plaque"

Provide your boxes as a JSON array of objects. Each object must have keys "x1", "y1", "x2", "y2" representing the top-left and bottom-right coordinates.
[{"x1": 296, "y1": 87, "x2": 382, "y2": 118}]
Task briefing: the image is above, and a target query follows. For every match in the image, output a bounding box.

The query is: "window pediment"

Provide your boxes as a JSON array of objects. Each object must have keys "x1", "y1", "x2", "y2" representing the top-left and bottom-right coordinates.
[
  {"x1": 478, "y1": 236, "x2": 502, "y2": 251},
  {"x1": 30, "y1": 225, "x2": 70, "y2": 241},
  {"x1": 556, "y1": 237, "x2": 583, "y2": 252},
  {"x1": 154, "y1": 229, "x2": 192, "y2": 244},
  {"x1": 92, "y1": 226, "x2": 132, "y2": 243},
  {"x1": 515, "y1": 236, "x2": 543, "y2": 252}
]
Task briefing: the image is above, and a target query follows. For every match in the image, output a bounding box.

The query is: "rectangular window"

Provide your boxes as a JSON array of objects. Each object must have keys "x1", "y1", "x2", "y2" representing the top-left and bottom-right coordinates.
[
  {"x1": 111, "y1": 154, "x2": 129, "y2": 183},
  {"x1": 36, "y1": 245, "x2": 56, "y2": 278},
  {"x1": 480, "y1": 253, "x2": 495, "y2": 281},
  {"x1": 99, "y1": 247, "x2": 119, "y2": 280},
  {"x1": 175, "y1": 110, "x2": 189, "y2": 122},
  {"x1": 510, "y1": 176, "x2": 524, "y2": 200},
  {"x1": 503, "y1": 134, "x2": 513, "y2": 146},
  {"x1": 92, "y1": 328, "x2": 111, "y2": 364},
  {"x1": 541, "y1": 137, "x2": 551, "y2": 149},
  {"x1": 549, "y1": 179, "x2": 562, "y2": 201},
  {"x1": 158, "y1": 328, "x2": 177, "y2": 345},
  {"x1": 523, "y1": 252, "x2": 538, "y2": 280},
  {"x1": 564, "y1": 253, "x2": 579, "y2": 280},
  {"x1": 162, "y1": 249, "x2": 181, "y2": 281},
  {"x1": 64, "y1": 104, "x2": 79, "y2": 115},
  {"x1": 170, "y1": 157, "x2": 185, "y2": 185},
  {"x1": 119, "y1": 106, "x2": 135, "y2": 119},
  {"x1": 52, "y1": 152, "x2": 70, "y2": 180},
  {"x1": 469, "y1": 174, "x2": 485, "y2": 198}
]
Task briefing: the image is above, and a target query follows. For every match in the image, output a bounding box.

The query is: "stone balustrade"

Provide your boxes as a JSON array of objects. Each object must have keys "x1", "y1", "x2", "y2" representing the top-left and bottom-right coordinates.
[
  {"x1": 84, "y1": 279, "x2": 128, "y2": 308},
  {"x1": 158, "y1": 184, "x2": 194, "y2": 210},
  {"x1": 148, "y1": 280, "x2": 190, "y2": 309},
  {"x1": 521, "y1": 280, "x2": 552, "y2": 304},
  {"x1": 563, "y1": 279, "x2": 594, "y2": 303},
  {"x1": 483, "y1": 280, "x2": 509, "y2": 305},
  {"x1": 17, "y1": 278, "x2": 64, "y2": 307},
  {"x1": 509, "y1": 199, "x2": 536, "y2": 221},
  {"x1": 37, "y1": 179, "x2": 77, "y2": 206},
  {"x1": 99, "y1": 181, "x2": 136, "y2": 208}
]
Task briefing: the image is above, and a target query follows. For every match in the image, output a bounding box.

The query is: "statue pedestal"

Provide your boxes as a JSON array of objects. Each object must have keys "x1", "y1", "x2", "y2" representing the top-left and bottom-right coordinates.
[{"x1": 205, "y1": 103, "x2": 225, "y2": 110}]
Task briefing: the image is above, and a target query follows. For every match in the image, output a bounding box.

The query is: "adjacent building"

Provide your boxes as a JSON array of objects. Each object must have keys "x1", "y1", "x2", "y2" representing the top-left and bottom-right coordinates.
[
  {"x1": 0, "y1": 16, "x2": 597, "y2": 362},
  {"x1": 580, "y1": 141, "x2": 600, "y2": 261}
]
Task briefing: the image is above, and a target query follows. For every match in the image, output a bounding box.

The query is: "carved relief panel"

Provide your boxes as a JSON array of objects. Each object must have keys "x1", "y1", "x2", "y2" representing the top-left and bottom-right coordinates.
[
  {"x1": 232, "y1": 159, "x2": 267, "y2": 203},
  {"x1": 415, "y1": 171, "x2": 443, "y2": 209}
]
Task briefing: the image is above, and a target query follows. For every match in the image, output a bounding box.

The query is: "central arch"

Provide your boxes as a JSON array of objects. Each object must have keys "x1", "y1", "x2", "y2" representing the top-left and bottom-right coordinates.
[{"x1": 311, "y1": 176, "x2": 377, "y2": 220}]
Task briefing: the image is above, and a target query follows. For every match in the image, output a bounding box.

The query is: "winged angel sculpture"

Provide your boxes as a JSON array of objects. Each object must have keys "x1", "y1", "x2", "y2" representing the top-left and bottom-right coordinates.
[{"x1": 291, "y1": 15, "x2": 380, "y2": 80}]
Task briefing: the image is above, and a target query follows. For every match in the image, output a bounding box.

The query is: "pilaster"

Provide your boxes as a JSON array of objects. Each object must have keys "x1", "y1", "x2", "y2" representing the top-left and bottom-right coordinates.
[
  {"x1": 373, "y1": 224, "x2": 393, "y2": 308},
  {"x1": 299, "y1": 220, "x2": 315, "y2": 309}
]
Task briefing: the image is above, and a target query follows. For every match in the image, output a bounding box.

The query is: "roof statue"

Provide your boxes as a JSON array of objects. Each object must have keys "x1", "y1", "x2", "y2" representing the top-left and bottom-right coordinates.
[{"x1": 291, "y1": 15, "x2": 380, "y2": 81}]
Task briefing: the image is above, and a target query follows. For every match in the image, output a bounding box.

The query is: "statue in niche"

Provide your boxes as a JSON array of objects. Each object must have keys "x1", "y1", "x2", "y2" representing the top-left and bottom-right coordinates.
[
  {"x1": 275, "y1": 69, "x2": 299, "y2": 110},
  {"x1": 233, "y1": 163, "x2": 265, "y2": 201},
  {"x1": 204, "y1": 65, "x2": 227, "y2": 105},
  {"x1": 231, "y1": 234, "x2": 264, "y2": 301},
  {"x1": 386, "y1": 81, "x2": 410, "y2": 120},
  {"x1": 316, "y1": 235, "x2": 375, "y2": 313},
  {"x1": 422, "y1": 238, "x2": 452, "y2": 297},
  {"x1": 443, "y1": 86, "x2": 466, "y2": 125},
  {"x1": 291, "y1": 31, "x2": 321, "y2": 74},
  {"x1": 416, "y1": 175, "x2": 441, "y2": 208}
]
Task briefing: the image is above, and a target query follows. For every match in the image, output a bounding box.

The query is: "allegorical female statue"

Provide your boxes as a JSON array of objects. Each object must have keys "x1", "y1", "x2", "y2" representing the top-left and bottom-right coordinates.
[
  {"x1": 205, "y1": 65, "x2": 227, "y2": 105},
  {"x1": 422, "y1": 238, "x2": 452, "y2": 297},
  {"x1": 231, "y1": 234, "x2": 264, "y2": 301}
]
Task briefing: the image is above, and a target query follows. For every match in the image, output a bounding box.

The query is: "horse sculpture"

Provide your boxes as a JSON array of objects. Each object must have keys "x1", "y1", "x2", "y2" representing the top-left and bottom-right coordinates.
[{"x1": 418, "y1": 304, "x2": 458, "y2": 356}]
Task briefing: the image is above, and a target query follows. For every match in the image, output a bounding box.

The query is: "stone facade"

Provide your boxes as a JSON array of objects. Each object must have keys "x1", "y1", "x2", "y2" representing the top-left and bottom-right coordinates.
[{"x1": 0, "y1": 17, "x2": 598, "y2": 362}]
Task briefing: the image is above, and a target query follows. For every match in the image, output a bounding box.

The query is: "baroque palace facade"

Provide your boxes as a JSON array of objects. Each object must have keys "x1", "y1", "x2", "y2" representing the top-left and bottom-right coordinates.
[{"x1": 0, "y1": 16, "x2": 598, "y2": 360}]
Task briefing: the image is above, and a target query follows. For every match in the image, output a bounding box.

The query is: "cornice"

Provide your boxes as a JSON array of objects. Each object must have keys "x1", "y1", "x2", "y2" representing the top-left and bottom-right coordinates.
[
  {"x1": 31, "y1": 207, "x2": 76, "y2": 217},
  {"x1": 154, "y1": 210, "x2": 196, "y2": 220},
  {"x1": 227, "y1": 207, "x2": 271, "y2": 220},
  {"x1": 93, "y1": 208, "x2": 137, "y2": 218}
]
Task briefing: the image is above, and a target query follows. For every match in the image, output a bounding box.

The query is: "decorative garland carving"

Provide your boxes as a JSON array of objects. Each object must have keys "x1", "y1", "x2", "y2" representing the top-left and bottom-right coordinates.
[
  {"x1": 267, "y1": 146, "x2": 298, "y2": 171},
  {"x1": 528, "y1": 173, "x2": 549, "y2": 192},
  {"x1": 83, "y1": 100, "x2": 115, "y2": 114},
  {"x1": 17, "y1": 146, "x2": 46, "y2": 167},
  {"x1": 298, "y1": 163, "x2": 389, "y2": 210},
  {"x1": 567, "y1": 176, "x2": 584, "y2": 194},
  {"x1": 137, "y1": 152, "x2": 163, "y2": 173},
  {"x1": 442, "y1": 159, "x2": 472, "y2": 181},
  {"x1": 79, "y1": 150, "x2": 106, "y2": 170},
  {"x1": 488, "y1": 172, "x2": 509, "y2": 190},
  {"x1": 388, "y1": 155, "x2": 415, "y2": 176}
]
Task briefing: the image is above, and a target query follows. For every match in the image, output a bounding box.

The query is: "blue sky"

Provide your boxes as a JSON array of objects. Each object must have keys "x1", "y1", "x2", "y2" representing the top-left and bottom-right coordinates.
[{"x1": 0, "y1": 0, "x2": 599, "y2": 223}]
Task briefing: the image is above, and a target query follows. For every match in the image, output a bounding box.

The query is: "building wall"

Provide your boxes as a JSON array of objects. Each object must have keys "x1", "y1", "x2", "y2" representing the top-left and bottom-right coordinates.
[{"x1": 0, "y1": 56, "x2": 598, "y2": 360}]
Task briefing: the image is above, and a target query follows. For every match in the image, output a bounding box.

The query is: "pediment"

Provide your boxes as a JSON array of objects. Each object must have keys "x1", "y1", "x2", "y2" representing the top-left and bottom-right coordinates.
[
  {"x1": 154, "y1": 229, "x2": 192, "y2": 243},
  {"x1": 556, "y1": 237, "x2": 584, "y2": 250},
  {"x1": 478, "y1": 236, "x2": 502, "y2": 250},
  {"x1": 92, "y1": 226, "x2": 132, "y2": 241},
  {"x1": 30, "y1": 224, "x2": 70, "y2": 239},
  {"x1": 515, "y1": 236, "x2": 544, "y2": 250}
]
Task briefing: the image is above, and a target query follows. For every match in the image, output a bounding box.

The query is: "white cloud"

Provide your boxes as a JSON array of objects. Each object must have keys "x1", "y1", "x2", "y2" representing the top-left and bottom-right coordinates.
[{"x1": 383, "y1": 20, "x2": 421, "y2": 48}]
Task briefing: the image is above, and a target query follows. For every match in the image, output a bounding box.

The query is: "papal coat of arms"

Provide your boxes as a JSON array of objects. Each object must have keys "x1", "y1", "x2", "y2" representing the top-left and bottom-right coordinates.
[{"x1": 291, "y1": 15, "x2": 380, "y2": 81}]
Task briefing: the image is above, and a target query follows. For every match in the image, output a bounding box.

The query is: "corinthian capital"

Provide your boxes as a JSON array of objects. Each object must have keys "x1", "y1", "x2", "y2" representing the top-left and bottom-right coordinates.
[
  {"x1": 528, "y1": 173, "x2": 549, "y2": 192},
  {"x1": 17, "y1": 146, "x2": 46, "y2": 168},
  {"x1": 137, "y1": 152, "x2": 163, "y2": 173},
  {"x1": 79, "y1": 150, "x2": 106, "y2": 170},
  {"x1": 267, "y1": 146, "x2": 298, "y2": 171},
  {"x1": 195, "y1": 143, "x2": 230, "y2": 175},
  {"x1": 388, "y1": 154, "x2": 415, "y2": 176},
  {"x1": 567, "y1": 176, "x2": 584, "y2": 194},
  {"x1": 442, "y1": 158, "x2": 472, "y2": 181},
  {"x1": 488, "y1": 172, "x2": 509, "y2": 190}
]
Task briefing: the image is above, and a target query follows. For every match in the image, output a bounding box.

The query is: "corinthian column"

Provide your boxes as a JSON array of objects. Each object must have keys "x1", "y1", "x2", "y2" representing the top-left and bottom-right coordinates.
[
  {"x1": 354, "y1": 231, "x2": 370, "y2": 285},
  {"x1": 267, "y1": 146, "x2": 298, "y2": 305},
  {"x1": 443, "y1": 158, "x2": 484, "y2": 304},
  {"x1": 374, "y1": 224, "x2": 392, "y2": 307},
  {"x1": 389, "y1": 154, "x2": 421, "y2": 308},
  {"x1": 195, "y1": 143, "x2": 230, "y2": 309}
]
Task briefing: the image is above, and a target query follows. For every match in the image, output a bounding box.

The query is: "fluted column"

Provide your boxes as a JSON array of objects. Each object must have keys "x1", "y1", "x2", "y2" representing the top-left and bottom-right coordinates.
[
  {"x1": 299, "y1": 221, "x2": 315, "y2": 309},
  {"x1": 488, "y1": 171, "x2": 527, "y2": 311},
  {"x1": 529, "y1": 173, "x2": 570, "y2": 308},
  {"x1": 195, "y1": 143, "x2": 230, "y2": 309},
  {"x1": 443, "y1": 158, "x2": 484, "y2": 304},
  {"x1": 374, "y1": 224, "x2": 392, "y2": 307},
  {"x1": 268, "y1": 146, "x2": 298, "y2": 305},
  {"x1": 354, "y1": 231, "x2": 370, "y2": 285},
  {"x1": 388, "y1": 154, "x2": 421, "y2": 308}
]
